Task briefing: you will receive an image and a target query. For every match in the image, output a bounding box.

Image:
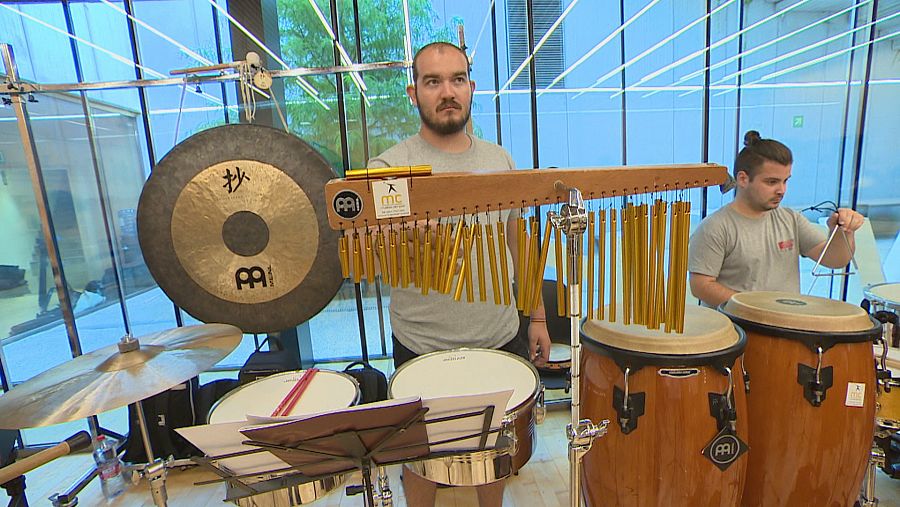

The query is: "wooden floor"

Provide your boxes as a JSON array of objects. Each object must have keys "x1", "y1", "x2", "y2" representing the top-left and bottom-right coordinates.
[{"x1": 3, "y1": 404, "x2": 900, "y2": 506}]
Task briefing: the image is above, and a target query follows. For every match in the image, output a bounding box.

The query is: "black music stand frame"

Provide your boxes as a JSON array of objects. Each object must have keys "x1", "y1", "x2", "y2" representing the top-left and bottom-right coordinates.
[{"x1": 194, "y1": 405, "x2": 506, "y2": 507}]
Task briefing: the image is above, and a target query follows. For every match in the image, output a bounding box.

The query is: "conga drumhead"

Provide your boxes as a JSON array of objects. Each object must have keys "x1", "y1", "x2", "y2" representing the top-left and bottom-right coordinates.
[
  {"x1": 722, "y1": 291, "x2": 873, "y2": 333},
  {"x1": 581, "y1": 304, "x2": 739, "y2": 355},
  {"x1": 866, "y1": 282, "x2": 900, "y2": 311},
  {"x1": 209, "y1": 370, "x2": 360, "y2": 423},
  {"x1": 389, "y1": 348, "x2": 539, "y2": 413}
]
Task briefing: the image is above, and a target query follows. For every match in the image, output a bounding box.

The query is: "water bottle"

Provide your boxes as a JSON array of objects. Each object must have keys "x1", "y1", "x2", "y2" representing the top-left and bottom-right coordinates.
[{"x1": 92, "y1": 435, "x2": 126, "y2": 499}]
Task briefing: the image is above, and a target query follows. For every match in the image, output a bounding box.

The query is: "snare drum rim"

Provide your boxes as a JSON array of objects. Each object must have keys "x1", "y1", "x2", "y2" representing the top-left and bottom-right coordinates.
[
  {"x1": 579, "y1": 324, "x2": 747, "y2": 370},
  {"x1": 720, "y1": 308, "x2": 881, "y2": 351},
  {"x1": 865, "y1": 282, "x2": 900, "y2": 311},
  {"x1": 388, "y1": 347, "x2": 541, "y2": 415},
  {"x1": 207, "y1": 369, "x2": 361, "y2": 423}
]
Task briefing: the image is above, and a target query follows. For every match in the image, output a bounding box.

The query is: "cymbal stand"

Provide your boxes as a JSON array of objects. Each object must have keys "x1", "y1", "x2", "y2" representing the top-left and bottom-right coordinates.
[{"x1": 550, "y1": 182, "x2": 609, "y2": 507}]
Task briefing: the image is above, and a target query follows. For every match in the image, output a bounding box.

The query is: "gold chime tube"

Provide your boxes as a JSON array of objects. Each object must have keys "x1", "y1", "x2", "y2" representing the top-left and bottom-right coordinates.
[
  {"x1": 639, "y1": 204, "x2": 650, "y2": 325},
  {"x1": 413, "y1": 225, "x2": 421, "y2": 288},
  {"x1": 554, "y1": 223, "x2": 565, "y2": 317},
  {"x1": 647, "y1": 204, "x2": 658, "y2": 329},
  {"x1": 365, "y1": 229, "x2": 376, "y2": 284},
  {"x1": 622, "y1": 206, "x2": 631, "y2": 325},
  {"x1": 453, "y1": 225, "x2": 470, "y2": 302},
  {"x1": 523, "y1": 217, "x2": 540, "y2": 316},
  {"x1": 587, "y1": 211, "x2": 595, "y2": 320},
  {"x1": 516, "y1": 215, "x2": 527, "y2": 311},
  {"x1": 665, "y1": 202, "x2": 680, "y2": 333},
  {"x1": 443, "y1": 219, "x2": 466, "y2": 294},
  {"x1": 677, "y1": 201, "x2": 691, "y2": 333},
  {"x1": 529, "y1": 215, "x2": 554, "y2": 312},
  {"x1": 475, "y1": 222, "x2": 486, "y2": 302},
  {"x1": 464, "y1": 223, "x2": 475, "y2": 303},
  {"x1": 352, "y1": 229, "x2": 363, "y2": 284},
  {"x1": 388, "y1": 227, "x2": 399, "y2": 288},
  {"x1": 655, "y1": 201, "x2": 668, "y2": 326},
  {"x1": 400, "y1": 224, "x2": 410, "y2": 288},
  {"x1": 345, "y1": 164, "x2": 432, "y2": 180},
  {"x1": 497, "y1": 221, "x2": 512, "y2": 305},
  {"x1": 598, "y1": 209, "x2": 606, "y2": 320},
  {"x1": 422, "y1": 224, "x2": 432, "y2": 296},
  {"x1": 485, "y1": 222, "x2": 501, "y2": 305},
  {"x1": 437, "y1": 221, "x2": 452, "y2": 290},
  {"x1": 609, "y1": 211, "x2": 617, "y2": 322},
  {"x1": 339, "y1": 232, "x2": 350, "y2": 279},
  {"x1": 376, "y1": 228, "x2": 389, "y2": 282}
]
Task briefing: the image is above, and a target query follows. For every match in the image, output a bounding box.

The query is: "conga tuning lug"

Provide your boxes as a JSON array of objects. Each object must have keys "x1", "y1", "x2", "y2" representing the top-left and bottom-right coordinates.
[
  {"x1": 798, "y1": 363, "x2": 834, "y2": 407},
  {"x1": 613, "y1": 386, "x2": 645, "y2": 434}
]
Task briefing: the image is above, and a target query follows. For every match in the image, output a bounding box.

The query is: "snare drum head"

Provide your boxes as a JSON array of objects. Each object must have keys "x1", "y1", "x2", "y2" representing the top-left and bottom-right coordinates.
[
  {"x1": 865, "y1": 283, "x2": 900, "y2": 309},
  {"x1": 582, "y1": 304, "x2": 738, "y2": 354},
  {"x1": 389, "y1": 348, "x2": 539, "y2": 412},
  {"x1": 209, "y1": 370, "x2": 359, "y2": 423},
  {"x1": 723, "y1": 291, "x2": 873, "y2": 333},
  {"x1": 548, "y1": 343, "x2": 571, "y2": 363}
]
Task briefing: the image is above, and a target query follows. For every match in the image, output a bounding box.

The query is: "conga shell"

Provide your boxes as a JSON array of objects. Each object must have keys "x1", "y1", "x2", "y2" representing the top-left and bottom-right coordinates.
[
  {"x1": 581, "y1": 305, "x2": 748, "y2": 506},
  {"x1": 723, "y1": 292, "x2": 880, "y2": 507}
]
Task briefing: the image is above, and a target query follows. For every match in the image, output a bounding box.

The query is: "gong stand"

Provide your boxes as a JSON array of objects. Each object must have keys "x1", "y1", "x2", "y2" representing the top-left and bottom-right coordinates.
[{"x1": 549, "y1": 183, "x2": 609, "y2": 507}]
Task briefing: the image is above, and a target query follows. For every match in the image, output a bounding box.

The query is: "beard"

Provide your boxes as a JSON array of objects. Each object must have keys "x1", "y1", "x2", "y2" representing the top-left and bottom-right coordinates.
[{"x1": 417, "y1": 97, "x2": 471, "y2": 135}]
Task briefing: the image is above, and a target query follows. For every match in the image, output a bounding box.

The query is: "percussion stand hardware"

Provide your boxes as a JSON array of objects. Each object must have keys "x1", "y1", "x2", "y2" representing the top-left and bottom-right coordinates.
[
  {"x1": 860, "y1": 445, "x2": 886, "y2": 507},
  {"x1": 550, "y1": 183, "x2": 609, "y2": 507},
  {"x1": 797, "y1": 346, "x2": 834, "y2": 407},
  {"x1": 808, "y1": 225, "x2": 858, "y2": 295}
]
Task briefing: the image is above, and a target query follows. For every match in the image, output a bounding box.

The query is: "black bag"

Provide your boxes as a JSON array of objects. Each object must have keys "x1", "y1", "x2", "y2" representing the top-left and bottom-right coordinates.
[
  {"x1": 239, "y1": 336, "x2": 301, "y2": 384},
  {"x1": 195, "y1": 378, "x2": 241, "y2": 424},
  {"x1": 123, "y1": 377, "x2": 200, "y2": 462},
  {"x1": 343, "y1": 361, "x2": 388, "y2": 404}
]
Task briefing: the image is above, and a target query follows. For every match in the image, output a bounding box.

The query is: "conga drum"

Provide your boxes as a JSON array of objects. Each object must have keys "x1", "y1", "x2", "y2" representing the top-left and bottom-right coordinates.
[
  {"x1": 207, "y1": 370, "x2": 360, "y2": 506},
  {"x1": 581, "y1": 305, "x2": 749, "y2": 506},
  {"x1": 721, "y1": 291, "x2": 881, "y2": 507}
]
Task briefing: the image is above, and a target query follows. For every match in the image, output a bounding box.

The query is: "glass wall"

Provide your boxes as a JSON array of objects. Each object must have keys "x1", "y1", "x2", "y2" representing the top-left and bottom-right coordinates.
[{"x1": 1, "y1": 0, "x2": 898, "y2": 446}]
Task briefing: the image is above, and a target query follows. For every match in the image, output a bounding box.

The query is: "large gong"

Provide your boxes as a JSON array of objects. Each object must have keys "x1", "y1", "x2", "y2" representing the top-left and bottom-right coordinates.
[{"x1": 137, "y1": 124, "x2": 341, "y2": 333}]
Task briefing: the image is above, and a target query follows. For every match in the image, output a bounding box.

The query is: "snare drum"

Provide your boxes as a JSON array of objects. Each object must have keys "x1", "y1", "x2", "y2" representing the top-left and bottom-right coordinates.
[
  {"x1": 580, "y1": 305, "x2": 748, "y2": 506},
  {"x1": 208, "y1": 370, "x2": 360, "y2": 506},
  {"x1": 877, "y1": 379, "x2": 900, "y2": 431},
  {"x1": 721, "y1": 291, "x2": 880, "y2": 507},
  {"x1": 865, "y1": 282, "x2": 900, "y2": 346},
  {"x1": 388, "y1": 348, "x2": 542, "y2": 486}
]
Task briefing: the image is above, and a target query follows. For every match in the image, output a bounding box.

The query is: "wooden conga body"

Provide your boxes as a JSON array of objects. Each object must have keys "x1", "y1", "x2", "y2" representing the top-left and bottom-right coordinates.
[
  {"x1": 581, "y1": 305, "x2": 748, "y2": 506},
  {"x1": 722, "y1": 291, "x2": 880, "y2": 507}
]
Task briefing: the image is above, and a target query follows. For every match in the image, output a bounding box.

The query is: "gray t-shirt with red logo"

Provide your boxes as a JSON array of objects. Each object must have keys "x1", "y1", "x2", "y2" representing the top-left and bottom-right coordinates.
[{"x1": 688, "y1": 204, "x2": 825, "y2": 304}]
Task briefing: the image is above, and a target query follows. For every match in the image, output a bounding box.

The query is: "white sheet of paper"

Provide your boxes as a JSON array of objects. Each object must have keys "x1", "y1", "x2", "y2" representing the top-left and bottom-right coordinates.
[
  {"x1": 176, "y1": 421, "x2": 289, "y2": 476},
  {"x1": 422, "y1": 389, "x2": 513, "y2": 452}
]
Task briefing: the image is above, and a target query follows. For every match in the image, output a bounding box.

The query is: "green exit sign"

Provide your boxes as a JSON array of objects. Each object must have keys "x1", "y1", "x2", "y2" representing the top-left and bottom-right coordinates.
[{"x1": 792, "y1": 116, "x2": 804, "y2": 128}]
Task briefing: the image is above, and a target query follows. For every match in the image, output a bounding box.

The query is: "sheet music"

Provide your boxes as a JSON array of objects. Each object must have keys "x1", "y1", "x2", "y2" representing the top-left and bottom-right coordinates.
[{"x1": 177, "y1": 421, "x2": 288, "y2": 476}]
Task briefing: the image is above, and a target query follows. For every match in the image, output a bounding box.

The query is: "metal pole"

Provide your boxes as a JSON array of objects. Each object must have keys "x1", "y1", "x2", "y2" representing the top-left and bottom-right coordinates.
[{"x1": 1, "y1": 45, "x2": 89, "y2": 433}]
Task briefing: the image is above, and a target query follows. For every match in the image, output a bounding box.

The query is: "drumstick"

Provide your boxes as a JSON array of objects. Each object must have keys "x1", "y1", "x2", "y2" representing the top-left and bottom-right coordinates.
[
  {"x1": 587, "y1": 210, "x2": 595, "y2": 320},
  {"x1": 598, "y1": 209, "x2": 606, "y2": 320},
  {"x1": 497, "y1": 220, "x2": 512, "y2": 306},
  {"x1": 271, "y1": 368, "x2": 318, "y2": 417},
  {"x1": 609, "y1": 210, "x2": 617, "y2": 322},
  {"x1": 485, "y1": 222, "x2": 501, "y2": 304},
  {"x1": 475, "y1": 222, "x2": 487, "y2": 302},
  {"x1": 400, "y1": 223, "x2": 410, "y2": 288},
  {"x1": 365, "y1": 229, "x2": 375, "y2": 284},
  {"x1": 339, "y1": 232, "x2": 350, "y2": 279}
]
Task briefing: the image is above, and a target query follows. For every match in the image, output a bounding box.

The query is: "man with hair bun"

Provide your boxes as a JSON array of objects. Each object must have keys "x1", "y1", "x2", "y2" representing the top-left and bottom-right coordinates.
[{"x1": 688, "y1": 130, "x2": 865, "y2": 308}]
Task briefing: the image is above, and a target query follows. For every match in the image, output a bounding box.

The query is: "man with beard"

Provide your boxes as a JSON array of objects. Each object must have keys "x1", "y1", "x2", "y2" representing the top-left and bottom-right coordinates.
[
  {"x1": 368, "y1": 42, "x2": 551, "y2": 507},
  {"x1": 688, "y1": 130, "x2": 865, "y2": 308}
]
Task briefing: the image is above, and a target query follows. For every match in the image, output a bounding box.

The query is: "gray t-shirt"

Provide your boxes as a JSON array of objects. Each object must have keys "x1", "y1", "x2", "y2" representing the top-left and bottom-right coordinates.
[
  {"x1": 368, "y1": 134, "x2": 520, "y2": 355},
  {"x1": 688, "y1": 204, "x2": 825, "y2": 304}
]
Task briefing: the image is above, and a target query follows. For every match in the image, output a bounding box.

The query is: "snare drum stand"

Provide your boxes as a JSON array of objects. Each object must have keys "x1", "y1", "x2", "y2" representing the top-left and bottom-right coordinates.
[{"x1": 550, "y1": 183, "x2": 609, "y2": 507}]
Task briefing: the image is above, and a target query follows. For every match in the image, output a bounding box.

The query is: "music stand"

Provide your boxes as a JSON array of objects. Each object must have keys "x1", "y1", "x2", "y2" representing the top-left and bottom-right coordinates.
[{"x1": 192, "y1": 401, "x2": 506, "y2": 507}]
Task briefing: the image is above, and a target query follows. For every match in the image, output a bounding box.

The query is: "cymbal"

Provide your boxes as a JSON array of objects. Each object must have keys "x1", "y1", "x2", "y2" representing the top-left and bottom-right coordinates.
[
  {"x1": 0, "y1": 324, "x2": 242, "y2": 429},
  {"x1": 137, "y1": 124, "x2": 342, "y2": 333}
]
